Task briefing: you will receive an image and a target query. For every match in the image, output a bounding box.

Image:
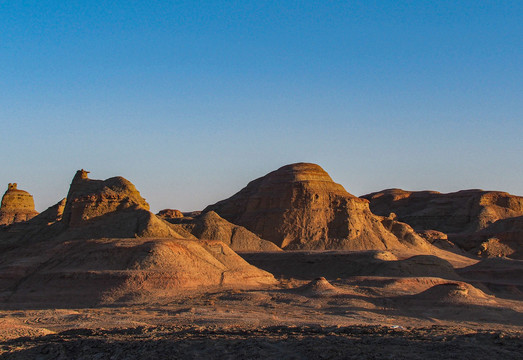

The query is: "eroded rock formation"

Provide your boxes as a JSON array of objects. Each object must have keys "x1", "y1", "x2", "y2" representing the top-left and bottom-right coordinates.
[
  {"x1": 204, "y1": 163, "x2": 432, "y2": 251},
  {"x1": 362, "y1": 188, "x2": 523, "y2": 259},
  {"x1": 362, "y1": 188, "x2": 523, "y2": 234},
  {"x1": 157, "y1": 209, "x2": 184, "y2": 219},
  {"x1": 0, "y1": 183, "x2": 39, "y2": 226},
  {"x1": 167, "y1": 211, "x2": 282, "y2": 252},
  {"x1": 0, "y1": 170, "x2": 276, "y2": 305}
]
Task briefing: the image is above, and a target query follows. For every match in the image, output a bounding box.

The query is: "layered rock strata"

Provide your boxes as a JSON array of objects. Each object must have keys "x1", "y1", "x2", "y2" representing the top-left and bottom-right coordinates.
[
  {"x1": 205, "y1": 163, "x2": 432, "y2": 251},
  {"x1": 362, "y1": 188, "x2": 523, "y2": 259},
  {"x1": 0, "y1": 183, "x2": 39, "y2": 226},
  {"x1": 167, "y1": 211, "x2": 282, "y2": 252}
]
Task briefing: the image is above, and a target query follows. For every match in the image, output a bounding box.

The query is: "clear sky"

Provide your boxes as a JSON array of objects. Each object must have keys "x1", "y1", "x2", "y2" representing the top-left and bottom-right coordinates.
[{"x1": 1, "y1": 1, "x2": 522, "y2": 212}]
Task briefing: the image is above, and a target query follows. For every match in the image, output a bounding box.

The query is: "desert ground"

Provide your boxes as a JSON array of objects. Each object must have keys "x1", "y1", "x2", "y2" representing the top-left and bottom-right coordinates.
[
  {"x1": 1, "y1": 249, "x2": 522, "y2": 359},
  {"x1": 1, "y1": 164, "x2": 522, "y2": 358}
]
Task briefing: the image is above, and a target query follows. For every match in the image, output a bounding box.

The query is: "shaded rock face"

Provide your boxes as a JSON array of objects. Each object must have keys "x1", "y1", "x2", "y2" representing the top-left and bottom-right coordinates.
[
  {"x1": 362, "y1": 188, "x2": 523, "y2": 259},
  {"x1": 461, "y1": 215, "x2": 523, "y2": 259},
  {"x1": 205, "y1": 163, "x2": 431, "y2": 251},
  {"x1": 362, "y1": 189, "x2": 523, "y2": 234},
  {"x1": 0, "y1": 183, "x2": 39, "y2": 226},
  {"x1": 167, "y1": 211, "x2": 282, "y2": 252}
]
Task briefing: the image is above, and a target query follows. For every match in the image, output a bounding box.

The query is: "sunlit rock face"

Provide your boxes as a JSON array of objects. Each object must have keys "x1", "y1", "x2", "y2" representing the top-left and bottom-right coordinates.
[
  {"x1": 0, "y1": 183, "x2": 39, "y2": 226},
  {"x1": 205, "y1": 163, "x2": 431, "y2": 251},
  {"x1": 362, "y1": 188, "x2": 523, "y2": 234},
  {"x1": 362, "y1": 188, "x2": 523, "y2": 259}
]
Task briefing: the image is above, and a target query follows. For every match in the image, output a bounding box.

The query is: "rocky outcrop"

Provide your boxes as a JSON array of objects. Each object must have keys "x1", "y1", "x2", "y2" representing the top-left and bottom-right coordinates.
[
  {"x1": 362, "y1": 188, "x2": 523, "y2": 259},
  {"x1": 157, "y1": 209, "x2": 184, "y2": 219},
  {"x1": 0, "y1": 184, "x2": 39, "y2": 226},
  {"x1": 204, "y1": 163, "x2": 432, "y2": 251},
  {"x1": 456, "y1": 215, "x2": 523, "y2": 259},
  {"x1": 0, "y1": 171, "x2": 277, "y2": 306},
  {"x1": 0, "y1": 170, "x2": 193, "y2": 244},
  {"x1": 362, "y1": 188, "x2": 523, "y2": 234},
  {"x1": 58, "y1": 169, "x2": 191, "y2": 239},
  {"x1": 167, "y1": 211, "x2": 282, "y2": 252}
]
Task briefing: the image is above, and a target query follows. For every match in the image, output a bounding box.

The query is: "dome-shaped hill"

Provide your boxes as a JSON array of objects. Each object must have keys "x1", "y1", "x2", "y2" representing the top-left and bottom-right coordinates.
[
  {"x1": 411, "y1": 282, "x2": 495, "y2": 305},
  {"x1": 3, "y1": 238, "x2": 277, "y2": 307},
  {"x1": 205, "y1": 163, "x2": 433, "y2": 251}
]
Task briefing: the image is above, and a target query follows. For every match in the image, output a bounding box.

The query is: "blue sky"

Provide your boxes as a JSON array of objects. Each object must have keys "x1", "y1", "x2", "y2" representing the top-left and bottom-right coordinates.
[{"x1": 1, "y1": 1, "x2": 522, "y2": 212}]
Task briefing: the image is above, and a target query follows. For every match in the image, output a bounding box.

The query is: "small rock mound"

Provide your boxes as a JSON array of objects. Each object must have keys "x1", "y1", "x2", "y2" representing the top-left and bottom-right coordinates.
[
  {"x1": 413, "y1": 282, "x2": 494, "y2": 304},
  {"x1": 157, "y1": 209, "x2": 184, "y2": 219},
  {"x1": 0, "y1": 183, "x2": 39, "y2": 226},
  {"x1": 295, "y1": 277, "x2": 340, "y2": 297}
]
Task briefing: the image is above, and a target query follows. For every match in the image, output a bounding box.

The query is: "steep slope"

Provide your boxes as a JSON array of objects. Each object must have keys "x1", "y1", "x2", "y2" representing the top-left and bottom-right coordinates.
[
  {"x1": 0, "y1": 183, "x2": 39, "y2": 226},
  {"x1": 0, "y1": 170, "x2": 195, "y2": 246},
  {"x1": 204, "y1": 163, "x2": 432, "y2": 251},
  {"x1": 167, "y1": 211, "x2": 282, "y2": 252},
  {"x1": 0, "y1": 170, "x2": 277, "y2": 306}
]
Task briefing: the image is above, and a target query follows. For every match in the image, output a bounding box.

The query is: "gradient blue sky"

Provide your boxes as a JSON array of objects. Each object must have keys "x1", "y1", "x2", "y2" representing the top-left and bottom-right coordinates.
[{"x1": 1, "y1": 1, "x2": 522, "y2": 212}]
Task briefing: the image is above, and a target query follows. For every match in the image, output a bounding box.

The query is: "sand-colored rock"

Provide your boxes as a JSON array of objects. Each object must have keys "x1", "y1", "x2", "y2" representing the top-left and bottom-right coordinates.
[
  {"x1": 0, "y1": 183, "x2": 39, "y2": 226},
  {"x1": 157, "y1": 209, "x2": 184, "y2": 219},
  {"x1": 205, "y1": 163, "x2": 432, "y2": 251},
  {"x1": 60, "y1": 169, "x2": 193, "y2": 240},
  {"x1": 362, "y1": 188, "x2": 523, "y2": 234},
  {"x1": 0, "y1": 171, "x2": 196, "y2": 245},
  {"x1": 1, "y1": 238, "x2": 276, "y2": 306},
  {"x1": 294, "y1": 277, "x2": 341, "y2": 297},
  {"x1": 63, "y1": 169, "x2": 150, "y2": 227},
  {"x1": 362, "y1": 188, "x2": 523, "y2": 258},
  {"x1": 411, "y1": 282, "x2": 495, "y2": 305},
  {"x1": 167, "y1": 211, "x2": 282, "y2": 252}
]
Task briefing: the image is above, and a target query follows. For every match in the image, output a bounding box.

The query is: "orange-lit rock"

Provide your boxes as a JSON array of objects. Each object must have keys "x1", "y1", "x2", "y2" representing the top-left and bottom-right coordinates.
[{"x1": 0, "y1": 183, "x2": 39, "y2": 226}]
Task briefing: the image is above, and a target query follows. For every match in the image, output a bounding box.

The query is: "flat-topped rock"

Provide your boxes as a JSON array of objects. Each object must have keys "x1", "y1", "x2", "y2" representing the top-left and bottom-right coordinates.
[
  {"x1": 0, "y1": 183, "x2": 39, "y2": 226},
  {"x1": 362, "y1": 188, "x2": 523, "y2": 234}
]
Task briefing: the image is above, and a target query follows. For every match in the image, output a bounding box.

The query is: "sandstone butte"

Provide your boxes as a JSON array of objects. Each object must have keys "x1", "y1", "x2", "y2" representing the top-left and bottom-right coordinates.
[
  {"x1": 362, "y1": 188, "x2": 523, "y2": 259},
  {"x1": 0, "y1": 170, "x2": 276, "y2": 306},
  {"x1": 204, "y1": 163, "x2": 433, "y2": 252},
  {"x1": 0, "y1": 183, "x2": 39, "y2": 226}
]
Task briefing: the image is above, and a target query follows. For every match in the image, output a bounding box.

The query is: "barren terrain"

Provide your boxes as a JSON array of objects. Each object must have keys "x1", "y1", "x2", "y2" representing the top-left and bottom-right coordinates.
[{"x1": 1, "y1": 250, "x2": 522, "y2": 359}]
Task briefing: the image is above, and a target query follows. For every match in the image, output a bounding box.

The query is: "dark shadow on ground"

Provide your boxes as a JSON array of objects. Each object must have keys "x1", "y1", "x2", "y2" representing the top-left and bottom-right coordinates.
[{"x1": 1, "y1": 325, "x2": 521, "y2": 360}]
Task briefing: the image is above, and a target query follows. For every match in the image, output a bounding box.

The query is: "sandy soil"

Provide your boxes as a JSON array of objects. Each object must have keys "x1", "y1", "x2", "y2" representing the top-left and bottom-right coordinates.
[{"x1": 1, "y1": 250, "x2": 522, "y2": 359}]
